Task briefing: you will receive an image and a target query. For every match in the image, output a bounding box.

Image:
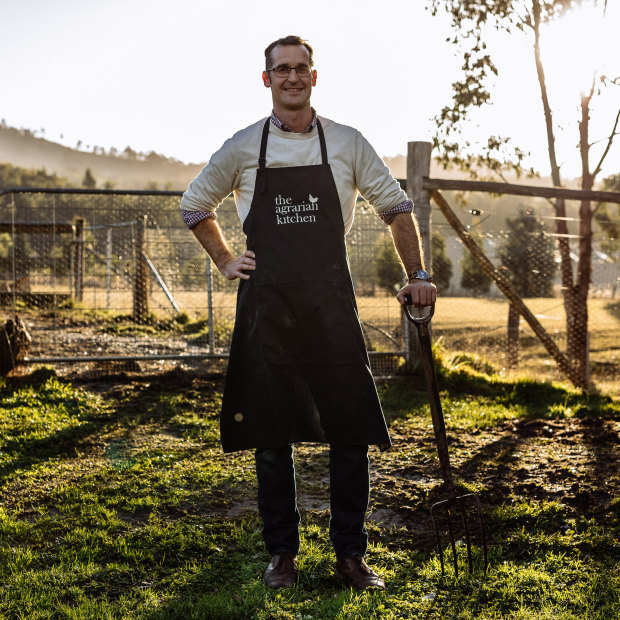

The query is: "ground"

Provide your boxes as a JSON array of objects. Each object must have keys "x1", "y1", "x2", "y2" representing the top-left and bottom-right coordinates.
[{"x1": 0, "y1": 362, "x2": 618, "y2": 618}]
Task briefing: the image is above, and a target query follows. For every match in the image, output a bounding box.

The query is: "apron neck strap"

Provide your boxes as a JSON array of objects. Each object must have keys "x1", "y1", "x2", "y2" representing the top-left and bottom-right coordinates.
[{"x1": 258, "y1": 117, "x2": 329, "y2": 168}]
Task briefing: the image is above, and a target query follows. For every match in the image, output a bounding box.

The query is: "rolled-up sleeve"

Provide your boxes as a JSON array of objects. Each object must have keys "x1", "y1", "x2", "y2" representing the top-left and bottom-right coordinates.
[
  {"x1": 180, "y1": 136, "x2": 239, "y2": 216},
  {"x1": 353, "y1": 130, "x2": 411, "y2": 219}
]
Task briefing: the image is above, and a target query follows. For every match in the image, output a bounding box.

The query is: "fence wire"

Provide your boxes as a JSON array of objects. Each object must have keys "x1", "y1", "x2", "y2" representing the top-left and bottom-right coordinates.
[
  {"x1": 0, "y1": 190, "x2": 411, "y2": 379},
  {"x1": 429, "y1": 192, "x2": 619, "y2": 393},
  {"x1": 0, "y1": 189, "x2": 618, "y2": 391}
]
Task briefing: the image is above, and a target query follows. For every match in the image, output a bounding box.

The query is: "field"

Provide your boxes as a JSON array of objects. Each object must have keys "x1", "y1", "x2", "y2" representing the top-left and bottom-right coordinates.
[{"x1": 0, "y1": 350, "x2": 618, "y2": 618}]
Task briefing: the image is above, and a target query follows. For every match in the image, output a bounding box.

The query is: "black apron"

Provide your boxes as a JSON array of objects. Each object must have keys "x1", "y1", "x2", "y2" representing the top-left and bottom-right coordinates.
[{"x1": 220, "y1": 119, "x2": 391, "y2": 453}]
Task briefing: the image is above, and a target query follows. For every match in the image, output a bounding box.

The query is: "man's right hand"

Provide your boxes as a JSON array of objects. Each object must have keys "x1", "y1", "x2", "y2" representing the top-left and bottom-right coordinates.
[{"x1": 219, "y1": 250, "x2": 256, "y2": 280}]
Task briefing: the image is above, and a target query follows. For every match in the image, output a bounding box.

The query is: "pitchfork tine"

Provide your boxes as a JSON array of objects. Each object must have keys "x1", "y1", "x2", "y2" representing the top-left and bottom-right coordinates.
[
  {"x1": 459, "y1": 502, "x2": 473, "y2": 573},
  {"x1": 403, "y1": 299, "x2": 490, "y2": 577},
  {"x1": 430, "y1": 506, "x2": 445, "y2": 575}
]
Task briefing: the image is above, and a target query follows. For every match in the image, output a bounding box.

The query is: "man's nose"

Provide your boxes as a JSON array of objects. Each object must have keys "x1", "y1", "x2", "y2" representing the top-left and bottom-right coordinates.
[{"x1": 287, "y1": 68, "x2": 300, "y2": 82}]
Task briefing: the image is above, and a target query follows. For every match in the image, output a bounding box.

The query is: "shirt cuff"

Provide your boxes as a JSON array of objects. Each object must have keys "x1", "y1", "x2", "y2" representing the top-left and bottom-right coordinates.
[
  {"x1": 181, "y1": 210, "x2": 217, "y2": 229},
  {"x1": 378, "y1": 199, "x2": 413, "y2": 225}
]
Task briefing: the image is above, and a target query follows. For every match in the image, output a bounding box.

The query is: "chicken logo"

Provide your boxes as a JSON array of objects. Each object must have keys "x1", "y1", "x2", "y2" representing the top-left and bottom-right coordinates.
[{"x1": 309, "y1": 194, "x2": 318, "y2": 204}]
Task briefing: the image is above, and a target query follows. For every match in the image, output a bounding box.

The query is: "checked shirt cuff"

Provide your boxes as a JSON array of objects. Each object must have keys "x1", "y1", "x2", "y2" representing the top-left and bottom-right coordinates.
[
  {"x1": 182, "y1": 210, "x2": 217, "y2": 229},
  {"x1": 378, "y1": 199, "x2": 413, "y2": 225}
]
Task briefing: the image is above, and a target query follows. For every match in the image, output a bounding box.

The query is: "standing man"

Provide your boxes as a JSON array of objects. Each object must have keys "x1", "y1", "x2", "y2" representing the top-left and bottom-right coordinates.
[{"x1": 181, "y1": 35, "x2": 436, "y2": 591}]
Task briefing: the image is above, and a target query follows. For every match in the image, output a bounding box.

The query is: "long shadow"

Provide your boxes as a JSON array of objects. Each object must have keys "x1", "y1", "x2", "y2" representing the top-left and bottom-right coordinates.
[{"x1": 0, "y1": 369, "x2": 221, "y2": 483}]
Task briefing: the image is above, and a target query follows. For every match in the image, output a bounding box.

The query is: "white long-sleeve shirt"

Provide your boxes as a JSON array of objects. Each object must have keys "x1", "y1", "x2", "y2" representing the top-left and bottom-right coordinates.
[{"x1": 180, "y1": 115, "x2": 408, "y2": 234}]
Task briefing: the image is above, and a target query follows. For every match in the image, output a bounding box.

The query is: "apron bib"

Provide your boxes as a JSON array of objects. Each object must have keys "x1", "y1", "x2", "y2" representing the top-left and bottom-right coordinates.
[{"x1": 220, "y1": 119, "x2": 391, "y2": 453}]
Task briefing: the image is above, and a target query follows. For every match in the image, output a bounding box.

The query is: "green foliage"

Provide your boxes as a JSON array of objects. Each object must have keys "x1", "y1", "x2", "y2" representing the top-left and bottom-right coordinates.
[
  {"x1": 81, "y1": 168, "x2": 96, "y2": 189},
  {"x1": 498, "y1": 209, "x2": 556, "y2": 297},
  {"x1": 595, "y1": 174, "x2": 620, "y2": 259},
  {"x1": 0, "y1": 163, "x2": 68, "y2": 188},
  {"x1": 431, "y1": 230, "x2": 452, "y2": 294},
  {"x1": 427, "y1": 0, "x2": 577, "y2": 178},
  {"x1": 373, "y1": 234, "x2": 403, "y2": 293},
  {"x1": 460, "y1": 231, "x2": 492, "y2": 294}
]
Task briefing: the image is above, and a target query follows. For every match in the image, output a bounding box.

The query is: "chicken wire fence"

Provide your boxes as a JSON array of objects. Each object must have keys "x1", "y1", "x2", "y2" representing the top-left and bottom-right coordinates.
[
  {"x1": 0, "y1": 189, "x2": 413, "y2": 379},
  {"x1": 1, "y1": 188, "x2": 618, "y2": 390},
  {"x1": 428, "y1": 192, "x2": 619, "y2": 393}
]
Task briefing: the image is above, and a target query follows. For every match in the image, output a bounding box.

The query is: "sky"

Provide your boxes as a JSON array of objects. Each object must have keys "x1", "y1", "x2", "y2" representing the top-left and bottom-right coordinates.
[{"x1": 1, "y1": 0, "x2": 619, "y2": 180}]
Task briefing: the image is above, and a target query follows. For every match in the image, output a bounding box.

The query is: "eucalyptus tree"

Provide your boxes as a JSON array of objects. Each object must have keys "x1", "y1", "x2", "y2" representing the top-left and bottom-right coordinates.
[{"x1": 428, "y1": 0, "x2": 618, "y2": 387}]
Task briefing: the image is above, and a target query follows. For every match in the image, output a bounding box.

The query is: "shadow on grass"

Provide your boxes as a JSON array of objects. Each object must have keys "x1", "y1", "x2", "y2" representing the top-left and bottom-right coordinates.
[{"x1": 0, "y1": 368, "x2": 221, "y2": 483}]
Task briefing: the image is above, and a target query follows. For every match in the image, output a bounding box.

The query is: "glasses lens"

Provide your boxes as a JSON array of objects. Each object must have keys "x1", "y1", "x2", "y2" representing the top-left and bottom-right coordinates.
[{"x1": 273, "y1": 65, "x2": 310, "y2": 78}]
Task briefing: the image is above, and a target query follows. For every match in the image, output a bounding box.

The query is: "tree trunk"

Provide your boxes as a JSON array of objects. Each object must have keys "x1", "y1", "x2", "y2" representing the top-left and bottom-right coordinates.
[{"x1": 507, "y1": 303, "x2": 520, "y2": 368}]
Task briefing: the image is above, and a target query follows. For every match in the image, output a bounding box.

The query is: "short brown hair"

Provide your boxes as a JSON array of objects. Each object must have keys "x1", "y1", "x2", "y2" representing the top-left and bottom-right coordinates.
[{"x1": 264, "y1": 35, "x2": 314, "y2": 70}]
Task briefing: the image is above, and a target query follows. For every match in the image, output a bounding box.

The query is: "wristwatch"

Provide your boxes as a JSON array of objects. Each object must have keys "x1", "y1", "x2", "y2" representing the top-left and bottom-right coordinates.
[{"x1": 408, "y1": 269, "x2": 433, "y2": 283}]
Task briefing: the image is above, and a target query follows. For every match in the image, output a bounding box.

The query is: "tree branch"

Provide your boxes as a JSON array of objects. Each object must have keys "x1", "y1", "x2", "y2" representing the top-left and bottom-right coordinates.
[{"x1": 592, "y1": 107, "x2": 620, "y2": 178}]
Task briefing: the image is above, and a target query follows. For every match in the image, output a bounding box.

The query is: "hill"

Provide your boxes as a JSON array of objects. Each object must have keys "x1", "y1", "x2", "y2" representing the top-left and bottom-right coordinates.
[{"x1": 0, "y1": 125, "x2": 204, "y2": 190}]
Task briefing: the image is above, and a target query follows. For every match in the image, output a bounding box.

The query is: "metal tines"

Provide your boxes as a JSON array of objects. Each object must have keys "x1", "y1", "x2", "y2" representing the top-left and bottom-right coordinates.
[{"x1": 403, "y1": 298, "x2": 488, "y2": 576}]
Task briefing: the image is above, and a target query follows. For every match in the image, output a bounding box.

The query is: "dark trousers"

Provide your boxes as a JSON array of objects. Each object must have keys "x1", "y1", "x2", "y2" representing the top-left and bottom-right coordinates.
[{"x1": 255, "y1": 444, "x2": 369, "y2": 561}]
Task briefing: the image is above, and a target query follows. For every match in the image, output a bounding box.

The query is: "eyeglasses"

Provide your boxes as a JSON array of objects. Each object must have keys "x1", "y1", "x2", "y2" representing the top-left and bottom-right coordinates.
[{"x1": 266, "y1": 64, "x2": 312, "y2": 79}]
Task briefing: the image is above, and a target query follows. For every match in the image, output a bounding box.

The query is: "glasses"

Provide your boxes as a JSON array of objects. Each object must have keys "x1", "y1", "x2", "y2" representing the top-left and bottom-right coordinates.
[{"x1": 266, "y1": 64, "x2": 312, "y2": 79}]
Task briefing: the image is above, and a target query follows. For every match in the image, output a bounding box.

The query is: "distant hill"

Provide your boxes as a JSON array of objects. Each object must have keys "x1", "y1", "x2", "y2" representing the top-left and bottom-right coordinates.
[
  {"x1": 0, "y1": 125, "x2": 204, "y2": 190},
  {"x1": 0, "y1": 123, "x2": 416, "y2": 190}
]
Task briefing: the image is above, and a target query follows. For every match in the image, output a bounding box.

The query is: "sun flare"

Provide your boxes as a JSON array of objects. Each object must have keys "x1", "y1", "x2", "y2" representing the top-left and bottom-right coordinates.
[{"x1": 540, "y1": 1, "x2": 618, "y2": 95}]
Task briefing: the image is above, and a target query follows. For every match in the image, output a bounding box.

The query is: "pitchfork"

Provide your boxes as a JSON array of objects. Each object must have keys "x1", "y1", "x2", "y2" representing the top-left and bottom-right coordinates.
[{"x1": 403, "y1": 298, "x2": 488, "y2": 576}]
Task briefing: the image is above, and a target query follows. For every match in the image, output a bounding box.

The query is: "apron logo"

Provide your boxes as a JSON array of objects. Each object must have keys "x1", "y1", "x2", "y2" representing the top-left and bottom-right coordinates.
[{"x1": 274, "y1": 194, "x2": 318, "y2": 225}]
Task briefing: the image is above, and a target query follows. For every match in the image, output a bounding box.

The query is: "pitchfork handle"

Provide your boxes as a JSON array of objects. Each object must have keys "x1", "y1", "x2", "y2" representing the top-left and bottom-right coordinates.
[{"x1": 402, "y1": 297, "x2": 456, "y2": 494}]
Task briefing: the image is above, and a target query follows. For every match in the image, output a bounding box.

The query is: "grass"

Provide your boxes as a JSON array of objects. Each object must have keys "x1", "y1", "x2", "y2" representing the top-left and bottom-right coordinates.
[{"x1": 0, "y1": 360, "x2": 618, "y2": 618}]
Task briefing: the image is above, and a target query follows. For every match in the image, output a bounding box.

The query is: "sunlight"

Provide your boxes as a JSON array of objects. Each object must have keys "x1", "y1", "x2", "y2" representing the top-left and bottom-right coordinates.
[{"x1": 540, "y1": 1, "x2": 616, "y2": 96}]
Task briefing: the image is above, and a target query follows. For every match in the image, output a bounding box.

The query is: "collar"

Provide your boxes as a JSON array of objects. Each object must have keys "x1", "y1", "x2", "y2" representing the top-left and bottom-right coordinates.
[{"x1": 270, "y1": 108, "x2": 318, "y2": 134}]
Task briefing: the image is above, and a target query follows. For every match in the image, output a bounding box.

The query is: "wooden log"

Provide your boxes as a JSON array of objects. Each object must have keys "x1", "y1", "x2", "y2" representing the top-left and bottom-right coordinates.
[
  {"x1": 423, "y1": 178, "x2": 620, "y2": 204},
  {"x1": 430, "y1": 189, "x2": 580, "y2": 387},
  {"x1": 0, "y1": 315, "x2": 32, "y2": 376}
]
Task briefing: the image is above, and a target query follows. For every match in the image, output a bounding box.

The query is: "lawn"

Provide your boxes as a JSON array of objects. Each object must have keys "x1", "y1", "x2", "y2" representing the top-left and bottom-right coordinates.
[{"x1": 0, "y1": 359, "x2": 618, "y2": 619}]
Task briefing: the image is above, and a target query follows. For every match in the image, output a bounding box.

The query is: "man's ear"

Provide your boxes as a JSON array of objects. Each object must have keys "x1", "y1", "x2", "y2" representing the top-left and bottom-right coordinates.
[
  {"x1": 262, "y1": 71, "x2": 271, "y2": 88},
  {"x1": 311, "y1": 70, "x2": 317, "y2": 86}
]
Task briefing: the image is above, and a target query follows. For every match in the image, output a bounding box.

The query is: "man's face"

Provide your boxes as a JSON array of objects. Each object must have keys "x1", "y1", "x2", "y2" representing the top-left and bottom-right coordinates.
[{"x1": 263, "y1": 44, "x2": 317, "y2": 111}]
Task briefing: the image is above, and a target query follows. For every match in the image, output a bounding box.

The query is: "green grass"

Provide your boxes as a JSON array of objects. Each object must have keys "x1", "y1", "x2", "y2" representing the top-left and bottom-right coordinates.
[{"x1": 0, "y1": 363, "x2": 618, "y2": 619}]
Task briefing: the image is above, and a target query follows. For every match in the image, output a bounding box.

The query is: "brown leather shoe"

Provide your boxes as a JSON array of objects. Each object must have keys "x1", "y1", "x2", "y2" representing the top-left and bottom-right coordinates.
[
  {"x1": 336, "y1": 555, "x2": 385, "y2": 590},
  {"x1": 263, "y1": 552, "x2": 298, "y2": 589}
]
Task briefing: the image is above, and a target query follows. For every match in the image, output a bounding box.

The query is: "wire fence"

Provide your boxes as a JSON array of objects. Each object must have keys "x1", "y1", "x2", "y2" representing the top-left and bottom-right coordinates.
[
  {"x1": 0, "y1": 189, "x2": 412, "y2": 379},
  {"x1": 0, "y1": 187, "x2": 618, "y2": 392}
]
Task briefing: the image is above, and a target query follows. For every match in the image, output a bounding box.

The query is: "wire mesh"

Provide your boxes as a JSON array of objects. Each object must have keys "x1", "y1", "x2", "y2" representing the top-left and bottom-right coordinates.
[
  {"x1": 0, "y1": 190, "x2": 411, "y2": 379},
  {"x1": 429, "y1": 192, "x2": 620, "y2": 393}
]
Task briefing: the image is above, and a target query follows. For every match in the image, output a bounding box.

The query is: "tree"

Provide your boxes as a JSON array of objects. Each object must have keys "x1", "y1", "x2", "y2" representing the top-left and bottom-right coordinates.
[
  {"x1": 431, "y1": 230, "x2": 453, "y2": 294},
  {"x1": 428, "y1": 0, "x2": 619, "y2": 387},
  {"x1": 498, "y1": 210, "x2": 556, "y2": 298},
  {"x1": 461, "y1": 231, "x2": 492, "y2": 294},
  {"x1": 594, "y1": 173, "x2": 620, "y2": 259},
  {"x1": 373, "y1": 234, "x2": 403, "y2": 293},
  {"x1": 82, "y1": 168, "x2": 96, "y2": 189},
  {"x1": 498, "y1": 209, "x2": 558, "y2": 365}
]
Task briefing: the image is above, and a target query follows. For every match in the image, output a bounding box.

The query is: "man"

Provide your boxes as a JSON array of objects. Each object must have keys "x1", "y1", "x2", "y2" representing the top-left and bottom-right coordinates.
[{"x1": 181, "y1": 35, "x2": 436, "y2": 591}]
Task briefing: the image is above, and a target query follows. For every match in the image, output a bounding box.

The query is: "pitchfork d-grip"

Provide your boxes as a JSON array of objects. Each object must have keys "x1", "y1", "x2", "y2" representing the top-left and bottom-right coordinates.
[{"x1": 403, "y1": 297, "x2": 488, "y2": 576}]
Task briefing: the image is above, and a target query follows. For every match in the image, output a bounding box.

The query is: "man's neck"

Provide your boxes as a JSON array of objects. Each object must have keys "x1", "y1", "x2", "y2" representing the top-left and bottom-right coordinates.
[{"x1": 272, "y1": 106, "x2": 313, "y2": 133}]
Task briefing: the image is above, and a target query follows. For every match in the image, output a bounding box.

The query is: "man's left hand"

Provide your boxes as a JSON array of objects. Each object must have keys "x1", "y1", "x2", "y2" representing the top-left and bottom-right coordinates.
[{"x1": 396, "y1": 280, "x2": 437, "y2": 307}]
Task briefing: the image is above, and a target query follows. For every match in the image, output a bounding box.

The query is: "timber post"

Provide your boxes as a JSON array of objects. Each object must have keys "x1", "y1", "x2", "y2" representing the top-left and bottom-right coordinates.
[
  {"x1": 74, "y1": 218, "x2": 85, "y2": 302},
  {"x1": 407, "y1": 142, "x2": 433, "y2": 273},
  {"x1": 133, "y1": 214, "x2": 149, "y2": 322},
  {"x1": 406, "y1": 142, "x2": 433, "y2": 365}
]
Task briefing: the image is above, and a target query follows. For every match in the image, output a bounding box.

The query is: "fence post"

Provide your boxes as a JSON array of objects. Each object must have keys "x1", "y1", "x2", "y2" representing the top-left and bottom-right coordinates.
[
  {"x1": 74, "y1": 218, "x2": 84, "y2": 302},
  {"x1": 133, "y1": 215, "x2": 149, "y2": 321},
  {"x1": 406, "y1": 142, "x2": 433, "y2": 363},
  {"x1": 407, "y1": 142, "x2": 432, "y2": 273}
]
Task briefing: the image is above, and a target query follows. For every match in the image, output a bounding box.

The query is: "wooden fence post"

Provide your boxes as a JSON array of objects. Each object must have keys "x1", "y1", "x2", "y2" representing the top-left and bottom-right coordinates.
[
  {"x1": 74, "y1": 218, "x2": 84, "y2": 302},
  {"x1": 133, "y1": 215, "x2": 149, "y2": 321},
  {"x1": 407, "y1": 142, "x2": 433, "y2": 272}
]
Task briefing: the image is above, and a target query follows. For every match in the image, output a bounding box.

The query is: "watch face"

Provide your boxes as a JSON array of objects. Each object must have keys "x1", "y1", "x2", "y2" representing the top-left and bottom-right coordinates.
[{"x1": 416, "y1": 269, "x2": 430, "y2": 281}]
